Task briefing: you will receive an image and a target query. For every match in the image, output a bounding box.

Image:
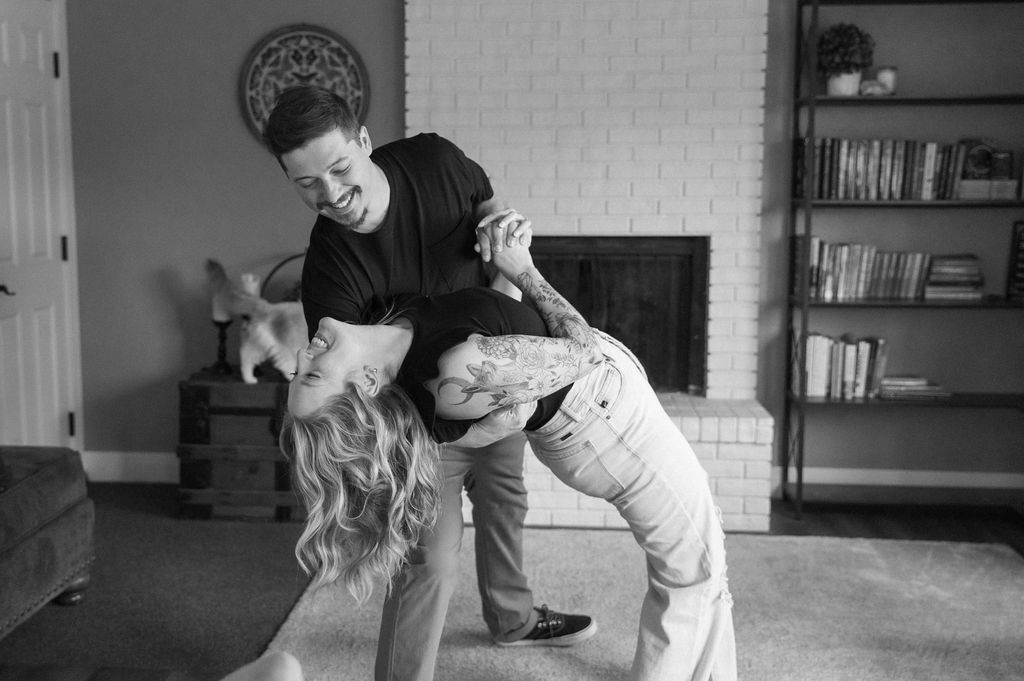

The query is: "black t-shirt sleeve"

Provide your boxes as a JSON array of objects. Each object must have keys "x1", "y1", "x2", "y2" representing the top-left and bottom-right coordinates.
[
  {"x1": 413, "y1": 134, "x2": 495, "y2": 237},
  {"x1": 300, "y1": 219, "x2": 367, "y2": 333},
  {"x1": 390, "y1": 134, "x2": 495, "y2": 293}
]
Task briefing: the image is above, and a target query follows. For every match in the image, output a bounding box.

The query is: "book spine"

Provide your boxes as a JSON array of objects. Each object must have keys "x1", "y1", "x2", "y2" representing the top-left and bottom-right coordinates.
[
  {"x1": 819, "y1": 137, "x2": 832, "y2": 200},
  {"x1": 813, "y1": 136, "x2": 825, "y2": 199},
  {"x1": 879, "y1": 138, "x2": 894, "y2": 201},
  {"x1": 888, "y1": 252, "x2": 903, "y2": 299},
  {"x1": 1007, "y1": 224, "x2": 1024, "y2": 301},
  {"x1": 854, "y1": 339, "x2": 872, "y2": 399},
  {"x1": 896, "y1": 252, "x2": 909, "y2": 300},
  {"x1": 847, "y1": 243, "x2": 863, "y2": 300},
  {"x1": 903, "y1": 252, "x2": 923, "y2": 300},
  {"x1": 942, "y1": 143, "x2": 955, "y2": 199},
  {"x1": 866, "y1": 251, "x2": 883, "y2": 299},
  {"x1": 903, "y1": 141, "x2": 918, "y2": 201},
  {"x1": 842, "y1": 340, "x2": 858, "y2": 400},
  {"x1": 809, "y1": 235, "x2": 822, "y2": 299},
  {"x1": 836, "y1": 139, "x2": 850, "y2": 200},
  {"x1": 828, "y1": 138, "x2": 840, "y2": 199},
  {"x1": 853, "y1": 140, "x2": 868, "y2": 201},
  {"x1": 950, "y1": 141, "x2": 968, "y2": 200},
  {"x1": 837, "y1": 244, "x2": 852, "y2": 302},
  {"x1": 857, "y1": 244, "x2": 877, "y2": 300},
  {"x1": 867, "y1": 139, "x2": 881, "y2": 202},
  {"x1": 793, "y1": 138, "x2": 805, "y2": 199},
  {"x1": 920, "y1": 141, "x2": 938, "y2": 201},
  {"x1": 891, "y1": 140, "x2": 906, "y2": 200},
  {"x1": 917, "y1": 253, "x2": 932, "y2": 299},
  {"x1": 821, "y1": 242, "x2": 836, "y2": 302},
  {"x1": 829, "y1": 338, "x2": 843, "y2": 399},
  {"x1": 868, "y1": 337, "x2": 888, "y2": 399},
  {"x1": 806, "y1": 333, "x2": 832, "y2": 398},
  {"x1": 934, "y1": 144, "x2": 949, "y2": 200}
]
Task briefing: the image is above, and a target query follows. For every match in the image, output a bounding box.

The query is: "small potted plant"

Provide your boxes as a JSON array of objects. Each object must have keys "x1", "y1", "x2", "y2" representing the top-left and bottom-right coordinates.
[{"x1": 816, "y1": 22, "x2": 875, "y2": 96}]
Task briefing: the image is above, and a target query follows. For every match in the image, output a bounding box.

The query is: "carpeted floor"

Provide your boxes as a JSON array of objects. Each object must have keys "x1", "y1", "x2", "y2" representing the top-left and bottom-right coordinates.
[
  {"x1": 0, "y1": 484, "x2": 308, "y2": 681},
  {"x1": 269, "y1": 529, "x2": 1024, "y2": 681},
  {"x1": 1, "y1": 486, "x2": 1021, "y2": 680}
]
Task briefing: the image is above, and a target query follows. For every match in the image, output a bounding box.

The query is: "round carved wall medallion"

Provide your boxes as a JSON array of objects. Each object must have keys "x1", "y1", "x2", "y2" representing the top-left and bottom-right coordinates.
[{"x1": 239, "y1": 24, "x2": 370, "y2": 140}]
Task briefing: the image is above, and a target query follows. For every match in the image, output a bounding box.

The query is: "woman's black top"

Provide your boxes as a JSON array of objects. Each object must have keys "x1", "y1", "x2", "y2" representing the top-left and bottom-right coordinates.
[{"x1": 395, "y1": 287, "x2": 572, "y2": 443}]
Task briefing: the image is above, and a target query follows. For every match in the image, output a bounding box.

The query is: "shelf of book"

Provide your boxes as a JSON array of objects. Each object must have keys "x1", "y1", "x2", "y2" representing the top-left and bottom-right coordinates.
[
  {"x1": 801, "y1": 200, "x2": 1024, "y2": 208},
  {"x1": 799, "y1": 94, "x2": 1024, "y2": 107},
  {"x1": 792, "y1": 393, "x2": 1024, "y2": 411},
  {"x1": 795, "y1": 298, "x2": 1024, "y2": 309},
  {"x1": 794, "y1": 136, "x2": 1023, "y2": 203},
  {"x1": 804, "y1": 0, "x2": 1023, "y2": 8}
]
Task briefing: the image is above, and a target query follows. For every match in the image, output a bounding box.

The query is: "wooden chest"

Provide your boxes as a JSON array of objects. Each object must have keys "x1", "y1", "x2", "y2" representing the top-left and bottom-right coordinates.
[{"x1": 177, "y1": 372, "x2": 302, "y2": 520}]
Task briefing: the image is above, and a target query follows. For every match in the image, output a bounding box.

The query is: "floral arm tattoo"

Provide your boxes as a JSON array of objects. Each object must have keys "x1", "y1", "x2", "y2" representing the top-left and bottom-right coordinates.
[{"x1": 438, "y1": 268, "x2": 603, "y2": 408}]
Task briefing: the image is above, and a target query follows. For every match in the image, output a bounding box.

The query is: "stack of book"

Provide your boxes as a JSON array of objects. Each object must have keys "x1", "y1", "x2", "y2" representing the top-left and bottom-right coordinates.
[
  {"x1": 798, "y1": 332, "x2": 888, "y2": 400},
  {"x1": 1009, "y1": 223, "x2": 1024, "y2": 303},
  {"x1": 923, "y1": 254, "x2": 985, "y2": 301},
  {"x1": 877, "y1": 375, "x2": 952, "y2": 401}
]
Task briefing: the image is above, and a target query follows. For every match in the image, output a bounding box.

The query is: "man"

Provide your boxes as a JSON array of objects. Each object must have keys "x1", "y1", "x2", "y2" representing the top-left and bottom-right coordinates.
[{"x1": 262, "y1": 85, "x2": 595, "y2": 681}]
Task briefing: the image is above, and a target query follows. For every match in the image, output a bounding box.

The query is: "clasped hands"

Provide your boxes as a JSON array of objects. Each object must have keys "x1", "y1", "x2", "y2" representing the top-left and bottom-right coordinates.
[{"x1": 474, "y1": 208, "x2": 533, "y2": 264}]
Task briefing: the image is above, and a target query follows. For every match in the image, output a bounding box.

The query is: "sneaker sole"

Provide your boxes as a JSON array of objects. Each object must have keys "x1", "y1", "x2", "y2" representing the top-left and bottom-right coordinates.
[{"x1": 495, "y1": 620, "x2": 598, "y2": 648}]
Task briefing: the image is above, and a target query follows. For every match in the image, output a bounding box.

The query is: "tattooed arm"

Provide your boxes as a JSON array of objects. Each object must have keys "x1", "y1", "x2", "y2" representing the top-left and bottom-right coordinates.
[
  {"x1": 428, "y1": 230, "x2": 603, "y2": 421},
  {"x1": 486, "y1": 223, "x2": 602, "y2": 371}
]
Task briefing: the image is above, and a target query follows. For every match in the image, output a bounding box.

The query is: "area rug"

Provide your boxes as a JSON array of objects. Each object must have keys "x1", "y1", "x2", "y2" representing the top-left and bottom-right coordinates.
[{"x1": 267, "y1": 530, "x2": 1024, "y2": 681}]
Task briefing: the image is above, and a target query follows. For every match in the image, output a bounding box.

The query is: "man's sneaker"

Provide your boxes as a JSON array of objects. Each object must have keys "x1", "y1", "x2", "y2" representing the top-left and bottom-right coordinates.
[{"x1": 497, "y1": 604, "x2": 597, "y2": 647}]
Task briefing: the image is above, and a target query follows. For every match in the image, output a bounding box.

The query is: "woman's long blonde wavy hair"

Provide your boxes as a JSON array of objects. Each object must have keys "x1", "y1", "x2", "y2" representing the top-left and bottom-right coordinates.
[{"x1": 279, "y1": 383, "x2": 442, "y2": 603}]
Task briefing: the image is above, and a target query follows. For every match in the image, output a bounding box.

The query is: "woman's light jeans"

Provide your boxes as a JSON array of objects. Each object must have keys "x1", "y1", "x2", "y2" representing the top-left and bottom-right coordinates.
[{"x1": 526, "y1": 331, "x2": 737, "y2": 681}]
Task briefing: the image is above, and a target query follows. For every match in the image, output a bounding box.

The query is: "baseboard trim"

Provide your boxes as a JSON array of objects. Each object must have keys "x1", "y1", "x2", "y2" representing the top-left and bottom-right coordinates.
[
  {"x1": 774, "y1": 466, "x2": 1024, "y2": 490},
  {"x1": 82, "y1": 450, "x2": 178, "y2": 483},
  {"x1": 771, "y1": 466, "x2": 1024, "y2": 506},
  {"x1": 81, "y1": 452, "x2": 1024, "y2": 492}
]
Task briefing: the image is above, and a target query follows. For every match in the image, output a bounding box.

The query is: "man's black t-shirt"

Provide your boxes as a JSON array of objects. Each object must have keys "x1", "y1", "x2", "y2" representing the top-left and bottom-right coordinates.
[{"x1": 300, "y1": 133, "x2": 494, "y2": 334}]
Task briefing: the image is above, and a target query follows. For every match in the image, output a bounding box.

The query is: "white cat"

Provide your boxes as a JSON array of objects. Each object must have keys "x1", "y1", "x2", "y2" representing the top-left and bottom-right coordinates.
[{"x1": 205, "y1": 259, "x2": 307, "y2": 384}]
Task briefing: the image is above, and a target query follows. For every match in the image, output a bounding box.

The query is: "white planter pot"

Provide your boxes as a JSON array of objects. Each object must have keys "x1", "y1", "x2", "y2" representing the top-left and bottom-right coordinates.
[{"x1": 826, "y1": 71, "x2": 862, "y2": 96}]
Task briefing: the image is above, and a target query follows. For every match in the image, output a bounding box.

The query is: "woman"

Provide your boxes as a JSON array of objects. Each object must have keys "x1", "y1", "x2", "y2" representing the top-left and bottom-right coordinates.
[
  {"x1": 280, "y1": 225, "x2": 736, "y2": 681},
  {"x1": 219, "y1": 651, "x2": 303, "y2": 681}
]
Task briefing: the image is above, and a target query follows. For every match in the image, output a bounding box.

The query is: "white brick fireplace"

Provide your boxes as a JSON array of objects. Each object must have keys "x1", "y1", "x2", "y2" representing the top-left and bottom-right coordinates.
[{"x1": 406, "y1": 0, "x2": 773, "y2": 532}]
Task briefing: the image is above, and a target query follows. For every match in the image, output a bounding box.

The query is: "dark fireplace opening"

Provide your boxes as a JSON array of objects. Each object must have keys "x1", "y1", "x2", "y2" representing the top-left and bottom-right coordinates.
[{"x1": 531, "y1": 236, "x2": 709, "y2": 395}]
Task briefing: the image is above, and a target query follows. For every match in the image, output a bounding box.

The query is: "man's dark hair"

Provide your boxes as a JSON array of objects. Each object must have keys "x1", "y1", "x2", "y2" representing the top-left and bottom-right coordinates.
[{"x1": 262, "y1": 85, "x2": 361, "y2": 159}]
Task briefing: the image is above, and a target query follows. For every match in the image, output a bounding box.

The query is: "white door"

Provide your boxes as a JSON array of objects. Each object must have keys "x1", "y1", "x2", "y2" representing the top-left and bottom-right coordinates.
[{"x1": 0, "y1": 0, "x2": 82, "y2": 447}]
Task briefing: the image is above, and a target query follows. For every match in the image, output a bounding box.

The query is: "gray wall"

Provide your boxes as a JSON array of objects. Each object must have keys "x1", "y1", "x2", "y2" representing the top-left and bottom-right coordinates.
[
  {"x1": 68, "y1": 0, "x2": 404, "y2": 452},
  {"x1": 68, "y1": 1, "x2": 1024, "y2": 484}
]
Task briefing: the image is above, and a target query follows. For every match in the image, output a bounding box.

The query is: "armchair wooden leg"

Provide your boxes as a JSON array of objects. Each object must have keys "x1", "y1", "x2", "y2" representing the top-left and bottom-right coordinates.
[{"x1": 54, "y1": 571, "x2": 91, "y2": 606}]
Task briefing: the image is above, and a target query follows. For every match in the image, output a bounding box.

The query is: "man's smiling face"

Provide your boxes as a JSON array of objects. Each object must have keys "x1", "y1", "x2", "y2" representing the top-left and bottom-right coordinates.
[{"x1": 281, "y1": 126, "x2": 383, "y2": 233}]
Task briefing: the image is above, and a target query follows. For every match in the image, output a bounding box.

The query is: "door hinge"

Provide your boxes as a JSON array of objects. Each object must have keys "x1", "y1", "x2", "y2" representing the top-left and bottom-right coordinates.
[
  {"x1": 61, "y1": 235, "x2": 68, "y2": 261},
  {"x1": 68, "y1": 411, "x2": 76, "y2": 437},
  {"x1": 53, "y1": 52, "x2": 60, "y2": 78}
]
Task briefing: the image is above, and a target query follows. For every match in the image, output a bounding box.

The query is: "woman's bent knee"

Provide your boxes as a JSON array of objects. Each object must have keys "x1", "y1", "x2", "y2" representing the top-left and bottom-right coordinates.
[{"x1": 219, "y1": 651, "x2": 303, "y2": 681}]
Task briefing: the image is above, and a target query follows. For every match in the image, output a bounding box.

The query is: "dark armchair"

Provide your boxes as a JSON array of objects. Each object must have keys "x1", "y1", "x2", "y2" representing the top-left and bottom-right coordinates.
[{"x1": 0, "y1": 446, "x2": 94, "y2": 639}]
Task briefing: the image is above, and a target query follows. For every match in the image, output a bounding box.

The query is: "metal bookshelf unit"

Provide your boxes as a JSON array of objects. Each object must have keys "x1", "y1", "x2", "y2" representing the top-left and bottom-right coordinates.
[{"x1": 784, "y1": 0, "x2": 1024, "y2": 516}]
